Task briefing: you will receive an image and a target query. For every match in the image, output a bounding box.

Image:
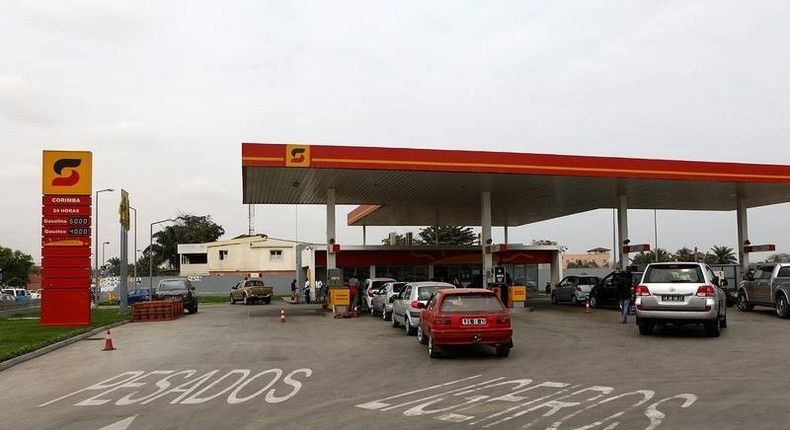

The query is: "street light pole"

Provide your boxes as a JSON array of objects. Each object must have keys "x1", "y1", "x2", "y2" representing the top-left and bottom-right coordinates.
[
  {"x1": 130, "y1": 206, "x2": 138, "y2": 283},
  {"x1": 149, "y1": 218, "x2": 175, "y2": 300},
  {"x1": 93, "y1": 188, "x2": 114, "y2": 304}
]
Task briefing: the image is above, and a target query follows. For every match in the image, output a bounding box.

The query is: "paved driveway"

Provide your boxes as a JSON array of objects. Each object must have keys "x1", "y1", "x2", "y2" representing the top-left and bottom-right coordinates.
[{"x1": 0, "y1": 301, "x2": 785, "y2": 429}]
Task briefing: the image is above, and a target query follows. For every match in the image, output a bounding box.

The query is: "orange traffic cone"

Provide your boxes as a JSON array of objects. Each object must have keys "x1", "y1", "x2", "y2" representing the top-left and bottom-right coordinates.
[
  {"x1": 585, "y1": 300, "x2": 591, "y2": 315},
  {"x1": 280, "y1": 309, "x2": 286, "y2": 323},
  {"x1": 102, "y1": 330, "x2": 116, "y2": 351}
]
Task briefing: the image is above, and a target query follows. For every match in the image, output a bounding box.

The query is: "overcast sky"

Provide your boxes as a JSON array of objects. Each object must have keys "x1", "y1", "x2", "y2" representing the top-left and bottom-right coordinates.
[{"x1": 2, "y1": 0, "x2": 789, "y2": 265}]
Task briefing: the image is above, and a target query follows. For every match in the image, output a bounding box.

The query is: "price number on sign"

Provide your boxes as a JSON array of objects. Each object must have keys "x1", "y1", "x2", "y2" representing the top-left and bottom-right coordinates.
[
  {"x1": 68, "y1": 227, "x2": 90, "y2": 236},
  {"x1": 68, "y1": 217, "x2": 90, "y2": 226}
]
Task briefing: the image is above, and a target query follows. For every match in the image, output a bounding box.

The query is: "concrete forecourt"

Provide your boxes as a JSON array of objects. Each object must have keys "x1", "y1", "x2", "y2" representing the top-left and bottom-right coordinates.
[{"x1": 0, "y1": 300, "x2": 785, "y2": 429}]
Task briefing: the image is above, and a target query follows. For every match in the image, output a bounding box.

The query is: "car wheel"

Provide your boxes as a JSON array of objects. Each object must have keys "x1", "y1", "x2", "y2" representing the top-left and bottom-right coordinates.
[
  {"x1": 736, "y1": 291, "x2": 753, "y2": 311},
  {"x1": 638, "y1": 320, "x2": 654, "y2": 335},
  {"x1": 776, "y1": 294, "x2": 790, "y2": 319},
  {"x1": 405, "y1": 318, "x2": 416, "y2": 336},
  {"x1": 589, "y1": 295, "x2": 599, "y2": 308},
  {"x1": 191, "y1": 303, "x2": 198, "y2": 314},
  {"x1": 705, "y1": 319, "x2": 721, "y2": 337},
  {"x1": 243, "y1": 295, "x2": 249, "y2": 305},
  {"x1": 495, "y1": 345, "x2": 511, "y2": 357},
  {"x1": 391, "y1": 313, "x2": 400, "y2": 328},
  {"x1": 428, "y1": 335, "x2": 441, "y2": 358},
  {"x1": 570, "y1": 295, "x2": 578, "y2": 306},
  {"x1": 417, "y1": 326, "x2": 428, "y2": 344},
  {"x1": 551, "y1": 294, "x2": 558, "y2": 305},
  {"x1": 263, "y1": 297, "x2": 271, "y2": 305},
  {"x1": 230, "y1": 294, "x2": 236, "y2": 304},
  {"x1": 720, "y1": 312, "x2": 728, "y2": 328}
]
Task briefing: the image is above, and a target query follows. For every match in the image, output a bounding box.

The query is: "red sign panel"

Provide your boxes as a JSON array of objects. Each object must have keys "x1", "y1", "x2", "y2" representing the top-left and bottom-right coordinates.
[
  {"x1": 42, "y1": 277, "x2": 91, "y2": 288},
  {"x1": 42, "y1": 256, "x2": 91, "y2": 268},
  {"x1": 42, "y1": 246, "x2": 91, "y2": 258},
  {"x1": 42, "y1": 216, "x2": 91, "y2": 227},
  {"x1": 42, "y1": 267, "x2": 92, "y2": 279},
  {"x1": 42, "y1": 236, "x2": 91, "y2": 247},
  {"x1": 42, "y1": 195, "x2": 92, "y2": 206},
  {"x1": 40, "y1": 289, "x2": 90, "y2": 326},
  {"x1": 744, "y1": 244, "x2": 776, "y2": 253},
  {"x1": 43, "y1": 205, "x2": 92, "y2": 216}
]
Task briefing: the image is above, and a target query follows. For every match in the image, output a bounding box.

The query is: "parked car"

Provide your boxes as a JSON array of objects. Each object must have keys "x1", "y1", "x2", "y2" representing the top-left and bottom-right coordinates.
[
  {"x1": 229, "y1": 279, "x2": 274, "y2": 305},
  {"x1": 391, "y1": 281, "x2": 456, "y2": 335},
  {"x1": 417, "y1": 288, "x2": 513, "y2": 358},
  {"x1": 1, "y1": 288, "x2": 32, "y2": 302},
  {"x1": 30, "y1": 289, "x2": 42, "y2": 299},
  {"x1": 551, "y1": 275, "x2": 600, "y2": 305},
  {"x1": 0, "y1": 293, "x2": 16, "y2": 302},
  {"x1": 155, "y1": 278, "x2": 198, "y2": 314},
  {"x1": 361, "y1": 277, "x2": 396, "y2": 311},
  {"x1": 588, "y1": 271, "x2": 643, "y2": 309},
  {"x1": 126, "y1": 288, "x2": 151, "y2": 305},
  {"x1": 634, "y1": 262, "x2": 728, "y2": 337},
  {"x1": 736, "y1": 263, "x2": 790, "y2": 318},
  {"x1": 370, "y1": 281, "x2": 407, "y2": 320}
]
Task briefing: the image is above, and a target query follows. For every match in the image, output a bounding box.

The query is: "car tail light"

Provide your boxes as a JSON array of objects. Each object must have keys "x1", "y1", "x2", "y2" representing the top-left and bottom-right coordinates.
[
  {"x1": 634, "y1": 285, "x2": 651, "y2": 296},
  {"x1": 496, "y1": 315, "x2": 510, "y2": 324},
  {"x1": 435, "y1": 316, "x2": 452, "y2": 325},
  {"x1": 695, "y1": 285, "x2": 716, "y2": 297},
  {"x1": 410, "y1": 300, "x2": 420, "y2": 309}
]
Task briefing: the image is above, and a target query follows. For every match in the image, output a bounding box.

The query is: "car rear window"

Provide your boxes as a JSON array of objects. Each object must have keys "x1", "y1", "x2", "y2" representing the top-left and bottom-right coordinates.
[
  {"x1": 579, "y1": 277, "x2": 599, "y2": 285},
  {"x1": 644, "y1": 265, "x2": 703, "y2": 283},
  {"x1": 392, "y1": 283, "x2": 406, "y2": 293},
  {"x1": 159, "y1": 280, "x2": 187, "y2": 291},
  {"x1": 417, "y1": 285, "x2": 453, "y2": 300},
  {"x1": 247, "y1": 280, "x2": 264, "y2": 286},
  {"x1": 439, "y1": 294, "x2": 506, "y2": 312}
]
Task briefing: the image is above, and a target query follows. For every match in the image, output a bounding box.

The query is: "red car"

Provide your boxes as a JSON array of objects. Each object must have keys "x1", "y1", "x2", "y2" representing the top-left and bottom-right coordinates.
[{"x1": 417, "y1": 288, "x2": 513, "y2": 358}]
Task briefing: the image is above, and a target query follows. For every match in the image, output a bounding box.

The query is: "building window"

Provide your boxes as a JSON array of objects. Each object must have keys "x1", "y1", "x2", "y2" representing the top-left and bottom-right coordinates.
[
  {"x1": 270, "y1": 250, "x2": 283, "y2": 262},
  {"x1": 219, "y1": 250, "x2": 228, "y2": 260}
]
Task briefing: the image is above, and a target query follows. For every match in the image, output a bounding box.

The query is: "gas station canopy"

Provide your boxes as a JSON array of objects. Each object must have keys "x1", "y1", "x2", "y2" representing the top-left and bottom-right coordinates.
[{"x1": 241, "y1": 143, "x2": 790, "y2": 227}]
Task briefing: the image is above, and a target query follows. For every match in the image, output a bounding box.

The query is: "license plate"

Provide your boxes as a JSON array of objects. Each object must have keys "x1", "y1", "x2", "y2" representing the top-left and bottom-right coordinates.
[
  {"x1": 661, "y1": 295, "x2": 684, "y2": 302},
  {"x1": 462, "y1": 318, "x2": 486, "y2": 325}
]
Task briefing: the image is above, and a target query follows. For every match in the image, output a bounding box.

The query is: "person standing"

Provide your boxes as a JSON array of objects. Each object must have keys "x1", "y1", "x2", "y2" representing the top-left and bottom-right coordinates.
[
  {"x1": 616, "y1": 270, "x2": 631, "y2": 324},
  {"x1": 303, "y1": 279, "x2": 311, "y2": 304},
  {"x1": 348, "y1": 276, "x2": 360, "y2": 313},
  {"x1": 291, "y1": 279, "x2": 297, "y2": 303},
  {"x1": 315, "y1": 278, "x2": 324, "y2": 303}
]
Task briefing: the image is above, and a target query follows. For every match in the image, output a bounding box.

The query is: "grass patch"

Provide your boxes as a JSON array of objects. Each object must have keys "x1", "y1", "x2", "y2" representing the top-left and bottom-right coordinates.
[{"x1": 0, "y1": 308, "x2": 129, "y2": 363}]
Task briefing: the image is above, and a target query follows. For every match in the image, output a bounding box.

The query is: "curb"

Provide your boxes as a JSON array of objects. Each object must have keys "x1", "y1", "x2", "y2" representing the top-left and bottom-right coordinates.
[{"x1": 0, "y1": 320, "x2": 130, "y2": 372}]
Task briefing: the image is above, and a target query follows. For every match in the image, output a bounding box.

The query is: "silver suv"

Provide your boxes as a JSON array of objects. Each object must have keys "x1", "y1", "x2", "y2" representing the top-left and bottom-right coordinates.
[{"x1": 634, "y1": 262, "x2": 728, "y2": 337}]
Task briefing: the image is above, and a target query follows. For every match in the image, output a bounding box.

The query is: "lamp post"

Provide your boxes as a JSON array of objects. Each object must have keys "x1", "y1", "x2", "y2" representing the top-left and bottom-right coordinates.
[
  {"x1": 130, "y1": 206, "x2": 138, "y2": 283},
  {"x1": 149, "y1": 218, "x2": 175, "y2": 299},
  {"x1": 93, "y1": 187, "x2": 114, "y2": 303}
]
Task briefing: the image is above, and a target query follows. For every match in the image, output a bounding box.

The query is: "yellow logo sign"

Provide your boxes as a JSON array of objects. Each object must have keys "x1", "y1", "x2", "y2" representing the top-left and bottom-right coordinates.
[
  {"x1": 119, "y1": 189, "x2": 130, "y2": 231},
  {"x1": 285, "y1": 145, "x2": 310, "y2": 167},
  {"x1": 42, "y1": 150, "x2": 93, "y2": 195}
]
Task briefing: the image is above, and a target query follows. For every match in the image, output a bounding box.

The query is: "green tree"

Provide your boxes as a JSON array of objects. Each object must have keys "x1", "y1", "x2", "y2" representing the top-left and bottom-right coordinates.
[
  {"x1": 418, "y1": 226, "x2": 477, "y2": 246},
  {"x1": 708, "y1": 245, "x2": 737, "y2": 264},
  {"x1": 381, "y1": 232, "x2": 417, "y2": 246},
  {"x1": 673, "y1": 247, "x2": 696, "y2": 262},
  {"x1": 0, "y1": 246, "x2": 34, "y2": 287},
  {"x1": 630, "y1": 251, "x2": 654, "y2": 266},
  {"x1": 567, "y1": 259, "x2": 599, "y2": 268},
  {"x1": 531, "y1": 239, "x2": 569, "y2": 253},
  {"x1": 146, "y1": 214, "x2": 225, "y2": 274},
  {"x1": 766, "y1": 253, "x2": 790, "y2": 263}
]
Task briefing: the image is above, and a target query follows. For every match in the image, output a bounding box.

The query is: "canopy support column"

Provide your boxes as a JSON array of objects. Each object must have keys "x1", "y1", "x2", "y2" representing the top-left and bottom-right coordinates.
[
  {"x1": 326, "y1": 188, "x2": 336, "y2": 270},
  {"x1": 617, "y1": 195, "x2": 629, "y2": 270},
  {"x1": 481, "y1": 192, "x2": 492, "y2": 289},
  {"x1": 737, "y1": 198, "x2": 749, "y2": 273}
]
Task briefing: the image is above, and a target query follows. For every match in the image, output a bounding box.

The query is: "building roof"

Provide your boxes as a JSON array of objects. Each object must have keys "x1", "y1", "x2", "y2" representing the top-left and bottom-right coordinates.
[{"x1": 241, "y1": 143, "x2": 790, "y2": 227}]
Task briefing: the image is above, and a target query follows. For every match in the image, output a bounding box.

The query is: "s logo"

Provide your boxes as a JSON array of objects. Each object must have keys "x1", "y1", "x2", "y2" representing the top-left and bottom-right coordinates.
[
  {"x1": 286, "y1": 145, "x2": 310, "y2": 167},
  {"x1": 51, "y1": 158, "x2": 82, "y2": 186}
]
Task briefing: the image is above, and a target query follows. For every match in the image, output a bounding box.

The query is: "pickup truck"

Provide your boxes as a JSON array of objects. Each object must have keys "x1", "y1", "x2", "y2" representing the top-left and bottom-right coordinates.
[
  {"x1": 230, "y1": 279, "x2": 274, "y2": 305},
  {"x1": 737, "y1": 263, "x2": 790, "y2": 318}
]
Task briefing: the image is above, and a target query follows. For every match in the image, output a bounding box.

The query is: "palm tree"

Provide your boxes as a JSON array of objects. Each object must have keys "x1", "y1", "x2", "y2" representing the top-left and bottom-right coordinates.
[
  {"x1": 708, "y1": 245, "x2": 737, "y2": 264},
  {"x1": 673, "y1": 247, "x2": 696, "y2": 262}
]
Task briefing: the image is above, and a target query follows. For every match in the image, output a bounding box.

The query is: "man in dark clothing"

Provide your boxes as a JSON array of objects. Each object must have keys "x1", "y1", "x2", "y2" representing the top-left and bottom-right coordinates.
[
  {"x1": 616, "y1": 270, "x2": 632, "y2": 323},
  {"x1": 290, "y1": 279, "x2": 297, "y2": 303}
]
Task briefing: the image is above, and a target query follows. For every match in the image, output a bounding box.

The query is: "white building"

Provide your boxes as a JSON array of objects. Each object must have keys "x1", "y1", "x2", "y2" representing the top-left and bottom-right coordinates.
[{"x1": 179, "y1": 235, "x2": 312, "y2": 278}]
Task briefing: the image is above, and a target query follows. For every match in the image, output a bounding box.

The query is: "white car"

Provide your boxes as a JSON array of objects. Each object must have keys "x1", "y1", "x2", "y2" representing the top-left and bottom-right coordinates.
[
  {"x1": 391, "y1": 281, "x2": 456, "y2": 335},
  {"x1": 1, "y1": 288, "x2": 32, "y2": 302},
  {"x1": 361, "y1": 277, "x2": 396, "y2": 311},
  {"x1": 635, "y1": 262, "x2": 728, "y2": 337}
]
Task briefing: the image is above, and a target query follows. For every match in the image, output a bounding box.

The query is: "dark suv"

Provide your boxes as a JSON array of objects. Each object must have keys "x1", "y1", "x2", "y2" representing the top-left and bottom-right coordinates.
[
  {"x1": 588, "y1": 270, "x2": 643, "y2": 309},
  {"x1": 155, "y1": 278, "x2": 198, "y2": 314}
]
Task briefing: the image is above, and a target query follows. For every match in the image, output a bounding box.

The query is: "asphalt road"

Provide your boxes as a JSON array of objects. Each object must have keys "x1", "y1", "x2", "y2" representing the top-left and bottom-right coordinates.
[{"x1": 1, "y1": 299, "x2": 788, "y2": 430}]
